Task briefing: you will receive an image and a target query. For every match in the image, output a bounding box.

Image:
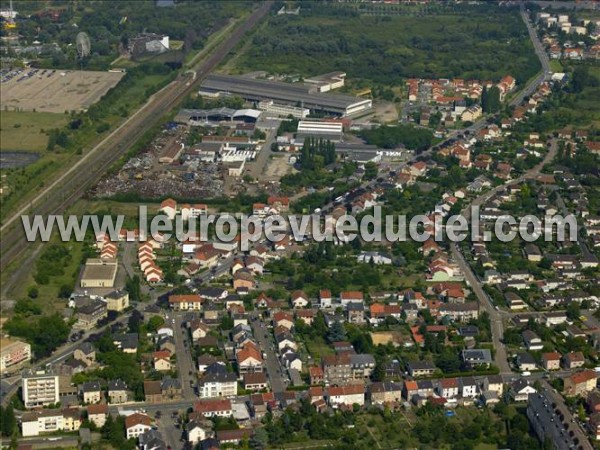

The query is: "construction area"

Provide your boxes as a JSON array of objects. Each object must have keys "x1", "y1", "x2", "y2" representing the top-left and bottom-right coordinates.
[{"x1": 0, "y1": 68, "x2": 125, "y2": 113}]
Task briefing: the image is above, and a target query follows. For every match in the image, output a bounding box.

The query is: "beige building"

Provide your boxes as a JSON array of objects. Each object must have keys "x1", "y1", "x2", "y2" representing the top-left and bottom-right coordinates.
[
  {"x1": 0, "y1": 338, "x2": 31, "y2": 373},
  {"x1": 76, "y1": 300, "x2": 108, "y2": 329},
  {"x1": 22, "y1": 370, "x2": 60, "y2": 408},
  {"x1": 104, "y1": 290, "x2": 129, "y2": 312},
  {"x1": 80, "y1": 258, "x2": 118, "y2": 288},
  {"x1": 461, "y1": 104, "x2": 482, "y2": 122}
]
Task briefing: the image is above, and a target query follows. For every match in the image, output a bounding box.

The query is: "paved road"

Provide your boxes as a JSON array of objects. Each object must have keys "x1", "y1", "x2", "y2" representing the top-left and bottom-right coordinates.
[
  {"x1": 538, "y1": 379, "x2": 594, "y2": 450},
  {"x1": 450, "y1": 139, "x2": 558, "y2": 375},
  {"x1": 250, "y1": 315, "x2": 286, "y2": 400},
  {"x1": 171, "y1": 312, "x2": 196, "y2": 399},
  {"x1": 246, "y1": 128, "x2": 277, "y2": 180}
]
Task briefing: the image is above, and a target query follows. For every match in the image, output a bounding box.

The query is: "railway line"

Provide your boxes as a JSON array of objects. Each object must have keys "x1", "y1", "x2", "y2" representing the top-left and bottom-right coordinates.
[{"x1": 0, "y1": 1, "x2": 273, "y2": 274}]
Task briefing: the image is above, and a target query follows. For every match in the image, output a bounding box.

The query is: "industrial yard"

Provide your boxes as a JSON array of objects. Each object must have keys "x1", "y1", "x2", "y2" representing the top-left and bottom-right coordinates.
[{"x1": 0, "y1": 68, "x2": 124, "y2": 113}]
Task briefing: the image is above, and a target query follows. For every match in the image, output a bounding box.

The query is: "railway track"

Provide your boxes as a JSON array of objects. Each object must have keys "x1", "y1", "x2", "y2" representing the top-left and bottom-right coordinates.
[{"x1": 0, "y1": 1, "x2": 273, "y2": 273}]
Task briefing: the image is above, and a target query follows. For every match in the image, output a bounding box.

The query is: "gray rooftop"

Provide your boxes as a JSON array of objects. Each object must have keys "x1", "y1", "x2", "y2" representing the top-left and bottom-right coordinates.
[{"x1": 200, "y1": 74, "x2": 370, "y2": 114}]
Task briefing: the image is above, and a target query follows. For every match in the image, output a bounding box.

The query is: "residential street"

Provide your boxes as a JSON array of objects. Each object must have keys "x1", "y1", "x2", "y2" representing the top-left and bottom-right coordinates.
[{"x1": 250, "y1": 314, "x2": 286, "y2": 400}]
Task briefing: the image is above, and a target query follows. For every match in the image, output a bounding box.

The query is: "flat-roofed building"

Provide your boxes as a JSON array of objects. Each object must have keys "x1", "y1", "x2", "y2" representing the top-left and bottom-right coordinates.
[
  {"x1": 0, "y1": 338, "x2": 31, "y2": 373},
  {"x1": 22, "y1": 370, "x2": 60, "y2": 408},
  {"x1": 80, "y1": 258, "x2": 118, "y2": 288}
]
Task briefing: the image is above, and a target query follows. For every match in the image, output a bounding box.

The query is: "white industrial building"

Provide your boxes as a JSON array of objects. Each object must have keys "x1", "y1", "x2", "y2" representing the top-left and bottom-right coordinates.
[
  {"x1": 258, "y1": 100, "x2": 309, "y2": 119},
  {"x1": 296, "y1": 120, "x2": 343, "y2": 142}
]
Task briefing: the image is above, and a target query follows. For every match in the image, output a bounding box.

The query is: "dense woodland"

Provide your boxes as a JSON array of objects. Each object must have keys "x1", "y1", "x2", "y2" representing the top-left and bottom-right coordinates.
[{"x1": 236, "y1": 2, "x2": 541, "y2": 85}]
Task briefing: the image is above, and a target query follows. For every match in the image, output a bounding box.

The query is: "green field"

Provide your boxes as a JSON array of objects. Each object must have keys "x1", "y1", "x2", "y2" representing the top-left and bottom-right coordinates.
[
  {"x1": 549, "y1": 59, "x2": 563, "y2": 73},
  {"x1": 232, "y1": 3, "x2": 540, "y2": 87},
  {"x1": 0, "y1": 111, "x2": 68, "y2": 152}
]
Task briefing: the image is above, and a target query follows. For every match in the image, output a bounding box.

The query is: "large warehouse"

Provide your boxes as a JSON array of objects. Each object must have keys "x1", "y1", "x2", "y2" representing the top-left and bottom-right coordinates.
[{"x1": 199, "y1": 74, "x2": 372, "y2": 117}]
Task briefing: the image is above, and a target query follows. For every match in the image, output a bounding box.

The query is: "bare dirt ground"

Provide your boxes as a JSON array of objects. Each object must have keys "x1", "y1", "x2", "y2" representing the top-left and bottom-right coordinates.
[
  {"x1": 372, "y1": 101, "x2": 399, "y2": 123},
  {"x1": 263, "y1": 154, "x2": 294, "y2": 181},
  {"x1": 1, "y1": 70, "x2": 124, "y2": 113}
]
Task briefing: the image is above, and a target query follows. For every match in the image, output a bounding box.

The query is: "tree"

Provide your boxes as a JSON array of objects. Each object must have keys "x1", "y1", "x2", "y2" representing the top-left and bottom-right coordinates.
[
  {"x1": 364, "y1": 162, "x2": 378, "y2": 180},
  {"x1": 566, "y1": 301, "x2": 580, "y2": 321},
  {"x1": 147, "y1": 316, "x2": 165, "y2": 332},
  {"x1": 27, "y1": 286, "x2": 39, "y2": 299},
  {"x1": 125, "y1": 275, "x2": 141, "y2": 302},
  {"x1": 220, "y1": 315, "x2": 234, "y2": 331},
  {"x1": 1, "y1": 405, "x2": 16, "y2": 437},
  {"x1": 128, "y1": 310, "x2": 143, "y2": 334},
  {"x1": 327, "y1": 321, "x2": 346, "y2": 343},
  {"x1": 251, "y1": 427, "x2": 269, "y2": 449},
  {"x1": 58, "y1": 284, "x2": 72, "y2": 299}
]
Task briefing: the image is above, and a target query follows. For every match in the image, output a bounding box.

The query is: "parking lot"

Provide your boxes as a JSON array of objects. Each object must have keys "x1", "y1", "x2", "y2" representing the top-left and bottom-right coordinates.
[{"x1": 0, "y1": 68, "x2": 124, "y2": 113}]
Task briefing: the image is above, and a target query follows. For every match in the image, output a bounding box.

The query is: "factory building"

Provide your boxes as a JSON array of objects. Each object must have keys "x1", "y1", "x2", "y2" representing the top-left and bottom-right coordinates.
[{"x1": 199, "y1": 74, "x2": 372, "y2": 117}]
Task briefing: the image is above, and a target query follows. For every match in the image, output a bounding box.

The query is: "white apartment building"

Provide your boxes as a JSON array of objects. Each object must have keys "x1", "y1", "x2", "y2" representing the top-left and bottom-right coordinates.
[{"x1": 22, "y1": 370, "x2": 60, "y2": 408}]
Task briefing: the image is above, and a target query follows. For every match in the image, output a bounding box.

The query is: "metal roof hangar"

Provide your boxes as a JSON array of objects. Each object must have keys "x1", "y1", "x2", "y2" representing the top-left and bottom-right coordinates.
[{"x1": 199, "y1": 74, "x2": 372, "y2": 117}]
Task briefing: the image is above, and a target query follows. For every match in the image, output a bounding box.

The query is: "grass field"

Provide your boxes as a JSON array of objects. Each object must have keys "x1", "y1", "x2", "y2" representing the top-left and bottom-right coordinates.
[
  {"x1": 549, "y1": 59, "x2": 563, "y2": 73},
  {"x1": 303, "y1": 336, "x2": 335, "y2": 360},
  {"x1": 0, "y1": 111, "x2": 68, "y2": 152}
]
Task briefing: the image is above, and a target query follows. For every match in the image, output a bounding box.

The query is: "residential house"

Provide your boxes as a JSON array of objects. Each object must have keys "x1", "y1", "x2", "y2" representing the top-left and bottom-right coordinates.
[
  {"x1": 541, "y1": 352, "x2": 561, "y2": 371},
  {"x1": 340, "y1": 291, "x2": 364, "y2": 307},
  {"x1": 563, "y1": 351, "x2": 585, "y2": 369},
  {"x1": 107, "y1": 379, "x2": 128, "y2": 404},
  {"x1": 191, "y1": 319, "x2": 210, "y2": 342},
  {"x1": 86, "y1": 404, "x2": 108, "y2": 428},
  {"x1": 346, "y1": 302, "x2": 365, "y2": 324},
  {"x1": 169, "y1": 294, "x2": 203, "y2": 311},
  {"x1": 460, "y1": 377, "x2": 479, "y2": 398},
  {"x1": 236, "y1": 342, "x2": 263, "y2": 374},
  {"x1": 125, "y1": 413, "x2": 152, "y2": 440},
  {"x1": 81, "y1": 381, "x2": 102, "y2": 404},
  {"x1": 461, "y1": 349, "x2": 492, "y2": 369},
  {"x1": 187, "y1": 420, "x2": 212, "y2": 445},
  {"x1": 516, "y1": 352, "x2": 537, "y2": 372},
  {"x1": 199, "y1": 366, "x2": 237, "y2": 399},
  {"x1": 522, "y1": 330, "x2": 543, "y2": 351},
  {"x1": 350, "y1": 354, "x2": 375, "y2": 379},
  {"x1": 369, "y1": 382, "x2": 402, "y2": 405},
  {"x1": 319, "y1": 290, "x2": 333, "y2": 308},
  {"x1": 273, "y1": 311, "x2": 294, "y2": 330},
  {"x1": 193, "y1": 399, "x2": 233, "y2": 418},
  {"x1": 243, "y1": 373, "x2": 268, "y2": 391},
  {"x1": 510, "y1": 379, "x2": 537, "y2": 402},
  {"x1": 73, "y1": 343, "x2": 96, "y2": 367},
  {"x1": 309, "y1": 366, "x2": 324, "y2": 385},
  {"x1": 483, "y1": 375, "x2": 504, "y2": 397},
  {"x1": 407, "y1": 361, "x2": 437, "y2": 377},
  {"x1": 322, "y1": 354, "x2": 351, "y2": 385},
  {"x1": 328, "y1": 384, "x2": 365, "y2": 408},
  {"x1": 291, "y1": 291, "x2": 309, "y2": 309},
  {"x1": 437, "y1": 378, "x2": 459, "y2": 399},
  {"x1": 153, "y1": 350, "x2": 172, "y2": 371},
  {"x1": 161, "y1": 377, "x2": 182, "y2": 400},
  {"x1": 564, "y1": 370, "x2": 597, "y2": 397}
]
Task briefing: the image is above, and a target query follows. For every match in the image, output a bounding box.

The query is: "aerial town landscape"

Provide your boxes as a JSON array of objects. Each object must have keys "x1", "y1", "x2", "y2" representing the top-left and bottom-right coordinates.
[{"x1": 0, "y1": 0, "x2": 600, "y2": 449}]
